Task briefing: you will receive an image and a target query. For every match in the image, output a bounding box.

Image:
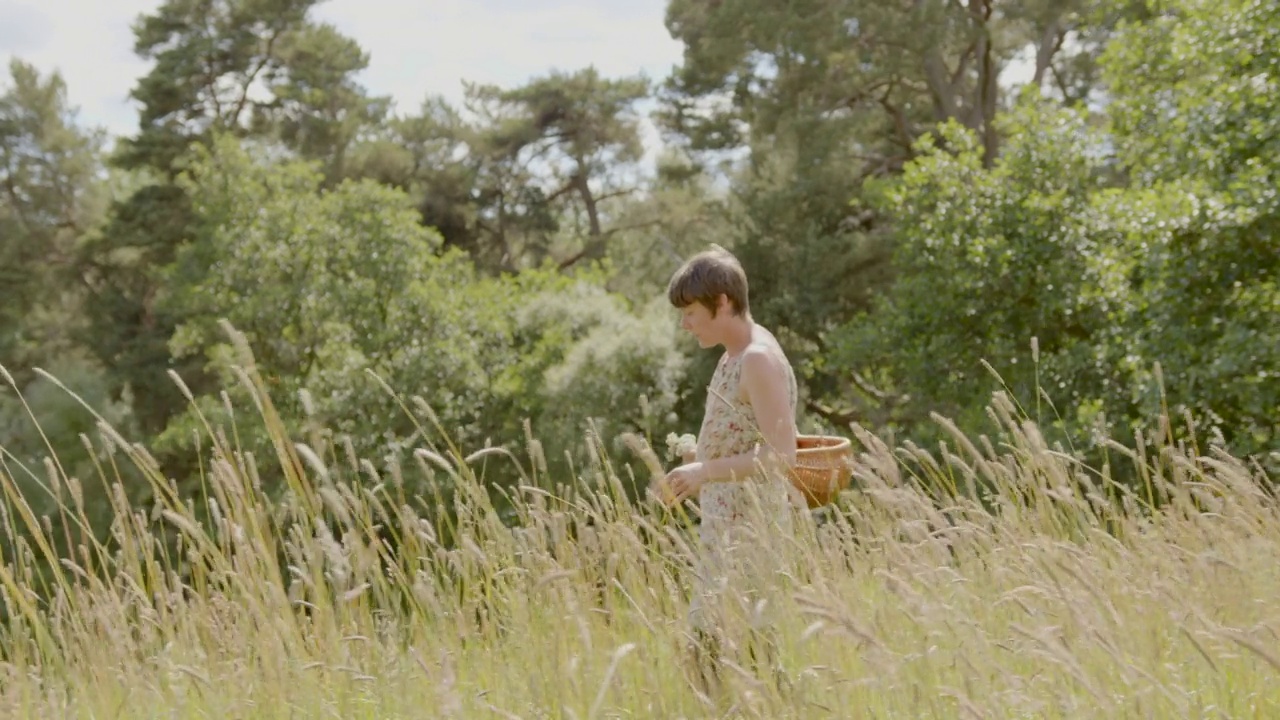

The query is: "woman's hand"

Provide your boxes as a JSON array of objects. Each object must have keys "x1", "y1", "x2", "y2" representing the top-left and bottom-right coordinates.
[{"x1": 662, "y1": 462, "x2": 708, "y2": 505}]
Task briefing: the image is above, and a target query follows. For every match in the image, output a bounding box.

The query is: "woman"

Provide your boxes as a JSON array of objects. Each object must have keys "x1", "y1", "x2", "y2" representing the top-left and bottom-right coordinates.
[{"x1": 660, "y1": 244, "x2": 803, "y2": 693}]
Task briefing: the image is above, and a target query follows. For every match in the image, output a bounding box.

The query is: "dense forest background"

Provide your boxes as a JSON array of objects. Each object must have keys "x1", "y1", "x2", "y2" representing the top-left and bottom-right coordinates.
[{"x1": 1, "y1": 0, "x2": 1276, "y2": 541}]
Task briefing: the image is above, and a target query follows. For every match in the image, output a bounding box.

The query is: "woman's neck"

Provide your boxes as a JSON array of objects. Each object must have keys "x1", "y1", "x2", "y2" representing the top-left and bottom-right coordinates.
[{"x1": 721, "y1": 314, "x2": 754, "y2": 356}]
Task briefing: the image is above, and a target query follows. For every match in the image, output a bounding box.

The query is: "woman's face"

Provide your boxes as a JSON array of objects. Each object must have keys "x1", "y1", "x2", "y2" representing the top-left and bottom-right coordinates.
[{"x1": 679, "y1": 297, "x2": 723, "y2": 348}]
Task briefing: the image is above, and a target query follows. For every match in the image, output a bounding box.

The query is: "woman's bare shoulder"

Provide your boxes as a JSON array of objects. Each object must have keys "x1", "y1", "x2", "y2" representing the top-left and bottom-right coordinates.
[{"x1": 748, "y1": 324, "x2": 790, "y2": 360}]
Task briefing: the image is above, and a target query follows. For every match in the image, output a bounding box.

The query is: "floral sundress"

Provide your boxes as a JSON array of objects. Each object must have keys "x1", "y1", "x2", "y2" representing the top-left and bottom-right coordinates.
[{"x1": 688, "y1": 335, "x2": 802, "y2": 633}]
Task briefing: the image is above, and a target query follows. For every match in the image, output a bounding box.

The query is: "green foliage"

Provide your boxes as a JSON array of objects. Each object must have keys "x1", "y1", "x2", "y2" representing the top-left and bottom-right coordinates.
[
  {"x1": 660, "y1": 0, "x2": 1114, "y2": 163},
  {"x1": 343, "y1": 98, "x2": 478, "y2": 249},
  {"x1": 120, "y1": 0, "x2": 385, "y2": 176},
  {"x1": 1100, "y1": 0, "x2": 1280, "y2": 454},
  {"x1": 0, "y1": 353, "x2": 138, "y2": 543},
  {"x1": 600, "y1": 151, "x2": 739, "y2": 306},
  {"x1": 344, "y1": 69, "x2": 650, "y2": 275},
  {"x1": 471, "y1": 68, "x2": 650, "y2": 267},
  {"x1": 71, "y1": 0, "x2": 388, "y2": 441},
  {"x1": 263, "y1": 22, "x2": 390, "y2": 170},
  {"x1": 836, "y1": 0, "x2": 1278, "y2": 466},
  {"x1": 73, "y1": 181, "x2": 196, "y2": 435},
  {"x1": 153, "y1": 135, "x2": 689, "y2": 500},
  {"x1": 0, "y1": 61, "x2": 131, "y2": 547},
  {"x1": 0, "y1": 60, "x2": 107, "y2": 378},
  {"x1": 158, "y1": 135, "x2": 479, "y2": 471},
  {"x1": 503, "y1": 283, "x2": 691, "y2": 468},
  {"x1": 655, "y1": 0, "x2": 1116, "y2": 429},
  {"x1": 167, "y1": 135, "x2": 444, "y2": 372},
  {"x1": 842, "y1": 95, "x2": 1136, "y2": 441}
]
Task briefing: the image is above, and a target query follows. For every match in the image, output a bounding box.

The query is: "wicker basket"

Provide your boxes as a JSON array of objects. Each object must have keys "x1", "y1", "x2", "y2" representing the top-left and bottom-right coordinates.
[{"x1": 788, "y1": 434, "x2": 855, "y2": 508}]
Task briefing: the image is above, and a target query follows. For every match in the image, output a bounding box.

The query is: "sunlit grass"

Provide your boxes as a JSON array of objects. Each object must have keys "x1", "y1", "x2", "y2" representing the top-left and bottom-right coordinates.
[{"x1": 0, "y1": 329, "x2": 1278, "y2": 718}]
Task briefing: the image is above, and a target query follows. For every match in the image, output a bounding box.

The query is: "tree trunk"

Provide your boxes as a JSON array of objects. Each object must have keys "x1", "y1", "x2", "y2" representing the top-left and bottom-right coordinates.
[{"x1": 575, "y1": 164, "x2": 606, "y2": 263}]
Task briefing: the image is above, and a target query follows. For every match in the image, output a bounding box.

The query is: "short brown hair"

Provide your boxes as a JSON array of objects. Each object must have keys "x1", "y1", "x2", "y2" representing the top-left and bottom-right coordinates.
[{"x1": 667, "y1": 245, "x2": 749, "y2": 316}]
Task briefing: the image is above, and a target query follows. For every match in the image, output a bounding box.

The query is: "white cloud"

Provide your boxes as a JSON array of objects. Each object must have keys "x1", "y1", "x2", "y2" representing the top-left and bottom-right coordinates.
[
  {"x1": 316, "y1": 0, "x2": 682, "y2": 168},
  {"x1": 0, "y1": 0, "x2": 683, "y2": 164},
  {"x1": 315, "y1": 0, "x2": 681, "y2": 114},
  {"x1": 0, "y1": 0, "x2": 157, "y2": 137},
  {"x1": 0, "y1": 1, "x2": 55, "y2": 54}
]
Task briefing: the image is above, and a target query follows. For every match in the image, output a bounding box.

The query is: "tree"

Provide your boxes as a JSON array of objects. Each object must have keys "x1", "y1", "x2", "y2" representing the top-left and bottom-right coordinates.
[
  {"x1": 496, "y1": 282, "x2": 693, "y2": 479},
  {"x1": 0, "y1": 60, "x2": 106, "y2": 376},
  {"x1": 1100, "y1": 0, "x2": 1280, "y2": 455},
  {"x1": 74, "y1": 0, "x2": 386, "y2": 436},
  {"x1": 598, "y1": 149, "x2": 738, "y2": 306},
  {"x1": 158, "y1": 135, "x2": 690, "y2": 496},
  {"x1": 118, "y1": 0, "x2": 385, "y2": 177},
  {"x1": 656, "y1": 0, "x2": 1124, "y2": 432},
  {"x1": 824, "y1": 0, "x2": 1279, "y2": 469},
  {"x1": 159, "y1": 134, "x2": 473, "y2": 470},
  {"x1": 469, "y1": 68, "x2": 650, "y2": 269},
  {"x1": 0, "y1": 61, "x2": 134, "y2": 542},
  {"x1": 837, "y1": 94, "x2": 1137, "y2": 444},
  {"x1": 346, "y1": 69, "x2": 651, "y2": 275},
  {"x1": 343, "y1": 97, "x2": 480, "y2": 255},
  {"x1": 661, "y1": 0, "x2": 1107, "y2": 168}
]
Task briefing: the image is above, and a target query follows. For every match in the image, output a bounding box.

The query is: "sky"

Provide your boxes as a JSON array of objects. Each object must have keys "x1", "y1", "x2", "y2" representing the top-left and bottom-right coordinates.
[{"x1": 0, "y1": 0, "x2": 685, "y2": 155}]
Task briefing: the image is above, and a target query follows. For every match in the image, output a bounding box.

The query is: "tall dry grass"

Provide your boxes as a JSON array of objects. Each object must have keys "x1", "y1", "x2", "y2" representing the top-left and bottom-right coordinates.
[{"x1": 1, "y1": 330, "x2": 1278, "y2": 718}]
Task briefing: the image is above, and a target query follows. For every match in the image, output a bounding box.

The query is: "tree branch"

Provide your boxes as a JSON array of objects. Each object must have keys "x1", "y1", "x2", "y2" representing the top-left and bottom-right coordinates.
[
  {"x1": 806, "y1": 399, "x2": 861, "y2": 429},
  {"x1": 595, "y1": 187, "x2": 637, "y2": 203},
  {"x1": 923, "y1": 50, "x2": 961, "y2": 122},
  {"x1": 951, "y1": 36, "x2": 982, "y2": 86},
  {"x1": 1051, "y1": 63, "x2": 1072, "y2": 102},
  {"x1": 879, "y1": 85, "x2": 916, "y2": 154},
  {"x1": 834, "y1": 79, "x2": 895, "y2": 113},
  {"x1": 605, "y1": 218, "x2": 664, "y2": 237},
  {"x1": 850, "y1": 368, "x2": 900, "y2": 405},
  {"x1": 231, "y1": 28, "x2": 283, "y2": 129},
  {"x1": 1033, "y1": 17, "x2": 1068, "y2": 88},
  {"x1": 545, "y1": 176, "x2": 578, "y2": 203},
  {"x1": 556, "y1": 247, "x2": 589, "y2": 271},
  {"x1": 554, "y1": 216, "x2": 662, "y2": 271},
  {"x1": 969, "y1": 0, "x2": 999, "y2": 165}
]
